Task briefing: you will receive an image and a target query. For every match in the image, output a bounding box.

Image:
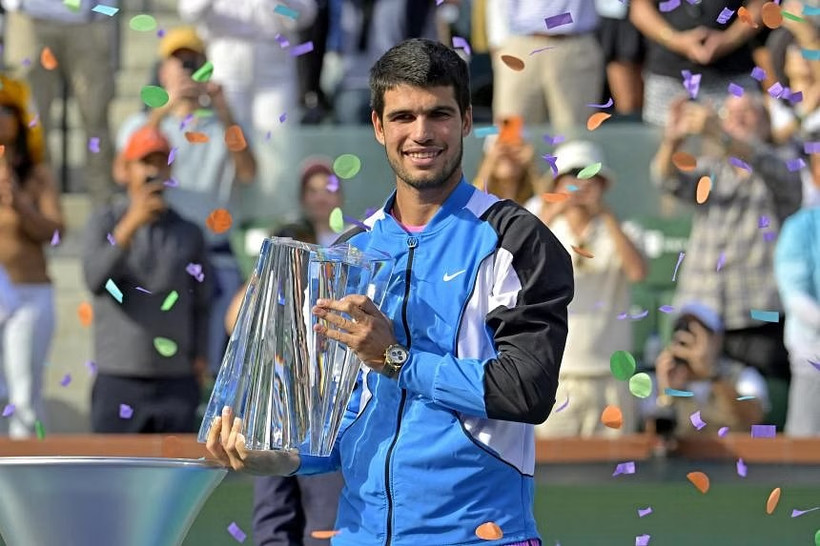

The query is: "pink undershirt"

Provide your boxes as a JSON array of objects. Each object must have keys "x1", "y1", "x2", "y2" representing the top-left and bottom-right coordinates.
[{"x1": 391, "y1": 210, "x2": 426, "y2": 233}]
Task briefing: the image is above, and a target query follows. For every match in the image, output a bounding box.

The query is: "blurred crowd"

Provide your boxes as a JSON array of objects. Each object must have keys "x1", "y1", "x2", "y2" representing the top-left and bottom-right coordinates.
[{"x1": 0, "y1": 0, "x2": 818, "y2": 446}]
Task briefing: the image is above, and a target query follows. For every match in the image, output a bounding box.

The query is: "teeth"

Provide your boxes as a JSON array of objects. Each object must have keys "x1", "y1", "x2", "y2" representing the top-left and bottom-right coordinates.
[{"x1": 407, "y1": 151, "x2": 438, "y2": 159}]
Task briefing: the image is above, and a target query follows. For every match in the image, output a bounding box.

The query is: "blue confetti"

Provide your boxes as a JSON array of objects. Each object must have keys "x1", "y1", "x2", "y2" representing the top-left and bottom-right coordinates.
[
  {"x1": 91, "y1": 3, "x2": 118, "y2": 15},
  {"x1": 105, "y1": 279, "x2": 123, "y2": 303},
  {"x1": 474, "y1": 126, "x2": 499, "y2": 137},
  {"x1": 751, "y1": 309, "x2": 780, "y2": 322},
  {"x1": 273, "y1": 3, "x2": 299, "y2": 19}
]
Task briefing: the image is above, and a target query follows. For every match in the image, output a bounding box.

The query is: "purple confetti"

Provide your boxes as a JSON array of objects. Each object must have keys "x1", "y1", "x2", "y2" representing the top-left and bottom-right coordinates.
[
  {"x1": 157, "y1": 28, "x2": 166, "y2": 38},
  {"x1": 729, "y1": 156, "x2": 752, "y2": 171},
  {"x1": 227, "y1": 522, "x2": 247, "y2": 543},
  {"x1": 716, "y1": 251, "x2": 726, "y2": 272},
  {"x1": 135, "y1": 286, "x2": 153, "y2": 294},
  {"x1": 106, "y1": 233, "x2": 116, "y2": 246},
  {"x1": 167, "y1": 147, "x2": 176, "y2": 165},
  {"x1": 59, "y1": 374, "x2": 71, "y2": 387},
  {"x1": 542, "y1": 154, "x2": 558, "y2": 175},
  {"x1": 804, "y1": 141, "x2": 820, "y2": 154},
  {"x1": 545, "y1": 12, "x2": 573, "y2": 29},
  {"x1": 788, "y1": 91, "x2": 803, "y2": 104},
  {"x1": 638, "y1": 507, "x2": 653, "y2": 517},
  {"x1": 119, "y1": 404, "x2": 133, "y2": 419},
  {"x1": 554, "y1": 396, "x2": 570, "y2": 413},
  {"x1": 763, "y1": 232, "x2": 776, "y2": 242},
  {"x1": 717, "y1": 7, "x2": 735, "y2": 23},
  {"x1": 164, "y1": 177, "x2": 179, "y2": 188},
  {"x1": 768, "y1": 82, "x2": 785, "y2": 99},
  {"x1": 326, "y1": 174, "x2": 339, "y2": 192},
  {"x1": 786, "y1": 157, "x2": 805, "y2": 171},
  {"x1": 672, "y1": 251, "x2": 685, "y2": 281},
  {"x1": 737, "y1": 457, "x2": 748, "y2": 477},
  {"x1": 186, "y1": 263, "x2": 205, "y2": 282},
  {"x1": 751, "y1": 424, "x2": 776, "y2": 438},
  {"x1": 690, "y1": 410, "x2": 707, "y2": 430},
  {"x1": 587, "y1": 97, "x2": 614, "y2": 108},
  {"x1": 682, "y1": 70, "x2": 701, "y2": 99},
  {"x1": 86, "y1": 361, "x2": 97, "y2": 375},
  {"x1": 636, "y1": 535, "x2": 651, "y2": 546},
  {"x1": 617, "y1": 311, "x2": 629, "y2": 320},
  {"x1": 279, "y1": 112, "x2": 287, "y2": 123},
  {"x1": 659, "y1": 0, "x2": 680, "y2": 11},
  {"x1": 759, "y1": 215, "x2": 770, "y2": 228},
  {"x1": 727, "y1": 82, "x2": 744, "y2": 97},
  {"x1": 342, "y1": 214, "x2": 372, "y2": 232},
  {"x1": 265, "y1": 131, "x2": 272, "y2": 141},
  {"x1": 613, "y1": 461, "x2": 636, "y2": 476},
  {"x1": 274, "y1": 33, "x2": 290, "y2": 48},
  {"x1": 543, "y1": 134, "x2": 565, "y2": 146},
  {"x1": 50, "y1": 230, "x2": 60, "y2": 246},
  {"x1": 22, "y1": 58, "x2": 31, "y2": 67},
  {"x1": 809, "y1": 359, "x2": 820, "y2": 372},
  {"x1": 659, "y1": 305, "x2": 675, "y2": 314},
  {"x1": 289, "y1": 41, "x2": 314, "y2": 57},
  {"x1": 631, "y1": 309, "x2": 650, "y2": 320},
  {"x1": 751, "y1": 66, "x2": 767, "y2": 82},
  {"x1": 179, "y1": 114, "x2": 194, "y2": 131},
  {"x1": 88, "y1": 137, "x2": 100, "y2": 153},
  {"x1": 529, "y1": 46, "x2": 556, "y2": 56},
  {"x1": 2, "y1": 404, "x2": 14, "y2": 417},
  {"x1": 791, "y1": 507, "x2": 820, "y2": 518},
  {"x1": 718, "y1": 426, "x2": 729, "y2": 437},
  {"x1": 28, "y1": 115, "x2": 38, "y2": 128},
  {"x1": 452, "y1": 36, "x2": 472, "y2": 56}
]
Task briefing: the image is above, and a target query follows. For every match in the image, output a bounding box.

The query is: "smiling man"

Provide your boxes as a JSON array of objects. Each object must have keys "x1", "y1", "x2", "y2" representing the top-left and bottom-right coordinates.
[{"x1": 208, "y1": 38, "x2": 574, "y2": 546}]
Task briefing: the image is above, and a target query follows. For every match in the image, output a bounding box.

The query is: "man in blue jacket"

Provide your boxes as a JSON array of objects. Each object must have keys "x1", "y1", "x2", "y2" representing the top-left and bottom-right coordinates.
[{"x1": 208, "y1": 38, "x2": 574, "y2": 546}]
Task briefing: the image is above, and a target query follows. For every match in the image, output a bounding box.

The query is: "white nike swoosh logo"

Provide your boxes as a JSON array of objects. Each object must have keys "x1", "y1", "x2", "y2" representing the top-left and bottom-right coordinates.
[{"x1": 443, "y1": 269, "x2": 466, "y2": 282}]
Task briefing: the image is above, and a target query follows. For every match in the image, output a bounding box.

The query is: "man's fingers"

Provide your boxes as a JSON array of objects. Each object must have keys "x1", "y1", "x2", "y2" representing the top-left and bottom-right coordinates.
[
  {"x1": 316, "y1": 308, "x2": 356, "y2": 331},
  {"x1": 315, "y1": 322, "x2": 356, "y2": 347},
  {"x1": 225, "y1": 417, "x2": 245, "y2": 471},
  {"x1": 205, "y1": 416, "x2": 229, "y2": 464},
  {"x1": 221, "y1": 406, "x2": 234, "y2": 446}
]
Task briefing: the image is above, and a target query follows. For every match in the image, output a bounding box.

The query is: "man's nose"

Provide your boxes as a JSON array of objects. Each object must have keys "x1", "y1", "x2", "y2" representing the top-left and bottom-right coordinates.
[{"x1": 410, "y1": 117, "x2": 434, "y2": 142}]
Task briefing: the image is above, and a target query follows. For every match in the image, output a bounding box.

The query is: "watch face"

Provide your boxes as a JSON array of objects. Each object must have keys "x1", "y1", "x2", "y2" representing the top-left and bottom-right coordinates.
[{"x1": 388, "y1": 346, "x2": 408, "y2": 365}]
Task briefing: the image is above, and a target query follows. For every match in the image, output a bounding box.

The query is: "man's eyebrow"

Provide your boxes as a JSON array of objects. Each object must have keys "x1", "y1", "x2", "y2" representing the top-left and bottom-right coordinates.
[{"x1": 385, "y1": 105, "x2": 457, "y2": 118}]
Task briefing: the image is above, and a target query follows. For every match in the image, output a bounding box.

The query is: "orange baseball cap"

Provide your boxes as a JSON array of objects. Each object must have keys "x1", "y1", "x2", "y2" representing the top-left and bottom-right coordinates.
[
  {"x1": 122, "y1": 125, "x2": 171, "y2": 161},
  {"x1": 158, "y1": 26, "x2": 206, "y2": 59}
]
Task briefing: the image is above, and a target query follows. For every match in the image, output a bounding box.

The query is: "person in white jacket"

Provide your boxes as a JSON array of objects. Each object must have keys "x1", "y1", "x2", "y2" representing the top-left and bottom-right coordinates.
[{"x1": 179, "y1": 0, "x2": 317, "y2": 133}]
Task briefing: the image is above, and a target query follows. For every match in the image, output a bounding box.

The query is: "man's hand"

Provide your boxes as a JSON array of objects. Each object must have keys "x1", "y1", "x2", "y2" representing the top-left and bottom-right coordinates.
[
  {"x1": 655, "y1": 348, "x2": 690, "y2": 391},
  {"x1": 673, "y1": 27, "x2": 711, "y2": 64},
  {"x1": 206, "y1": 406, "x2": 301, "y2": 475},
  {"x1": 699, "y1": 30, "x2": 740, "y2": 64},
  {"x1": 312, "y1": 294, "x2": 397, "y2": 371},
  {"x1": 669, "y1": 321, "x2": 715, "y2": 380},
  {"x1": 125, "y1": 180, "x2": 166, "y2": 227}
]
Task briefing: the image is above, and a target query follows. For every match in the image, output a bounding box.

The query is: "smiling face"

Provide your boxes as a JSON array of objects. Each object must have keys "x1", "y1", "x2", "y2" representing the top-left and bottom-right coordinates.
[{"x1": 372, "y1": 84, "x2": 472, "y2": 192}]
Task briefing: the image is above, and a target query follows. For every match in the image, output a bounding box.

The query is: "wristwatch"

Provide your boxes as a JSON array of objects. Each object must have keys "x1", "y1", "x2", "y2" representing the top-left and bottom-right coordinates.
[{"x1": 381, "y1": 344, "x2": 409, "y2": 380}]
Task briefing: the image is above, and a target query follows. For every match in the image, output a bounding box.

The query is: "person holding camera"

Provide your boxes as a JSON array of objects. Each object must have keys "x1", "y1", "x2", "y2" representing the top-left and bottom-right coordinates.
[{"x1": 83, "y1": 125, "x2": 213, "y2": 433}]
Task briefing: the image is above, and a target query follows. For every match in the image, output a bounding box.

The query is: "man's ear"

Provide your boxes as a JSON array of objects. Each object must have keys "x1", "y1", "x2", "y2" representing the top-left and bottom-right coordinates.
[
  {"x1": 372, "y1": 110, "x2": 385, "y2": 146},
  {"x1": 462, "y1": 105, "x2": 473, "y2": 137}
]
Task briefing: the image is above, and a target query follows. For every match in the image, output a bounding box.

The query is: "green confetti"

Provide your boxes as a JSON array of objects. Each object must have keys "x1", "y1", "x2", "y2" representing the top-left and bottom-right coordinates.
[
  {"x1": 333, "y1": 154, "x2": 362, "y2": 179},
  {"x1": 140, "y1": 85, "x2": 169, "y2": 108},
  {"x1": 610, "y1": 350, "x2": 636, "y2": 381},
  {"x1": 129, "y1": 14, "x2": 157, "y2": 31},
  {"x1": 35, "y1": 420, "x2": 45, "y2": 440},
  {"x1": 153, "y1": 337, "x2": 178, "y2": 357},
  {"x1": 815, "y1": 529, "x2": 820, "y2": 546},
  {"x1": 161, "y1": 290, "x2": 179, "y2": 311},
  {"x1": 629, "y1": 372, "x2": 653, "y2": 399},
  {"x1": 781, "y1": 10, "x2": 805, "y2": 22},
  {"x1": 194, "y1": 108, "x2": 214, "y2": 118},
  {"x1": 192, "y1": 61, "x2": 214, "y2": 82},
  {"x1": 63, "y1": 0, "x2": 81, "y2": 11},
  {"x1": 577, "y1": 162, "x2": 602, "y2": 180},
  {"x1": 329, "y1": 207, "x2": 345, "y2": 234}
]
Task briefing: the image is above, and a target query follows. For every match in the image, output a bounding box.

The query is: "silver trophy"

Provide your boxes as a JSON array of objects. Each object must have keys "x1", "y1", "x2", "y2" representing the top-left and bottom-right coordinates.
[{"x1": 197, "y1": 237, "x2": 393, "y2": 457}]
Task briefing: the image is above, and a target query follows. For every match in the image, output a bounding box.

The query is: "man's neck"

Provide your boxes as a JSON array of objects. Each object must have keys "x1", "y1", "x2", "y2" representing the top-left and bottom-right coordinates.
[{"x1": 392, "y1": 172, "x2": 462, "y2": 226}]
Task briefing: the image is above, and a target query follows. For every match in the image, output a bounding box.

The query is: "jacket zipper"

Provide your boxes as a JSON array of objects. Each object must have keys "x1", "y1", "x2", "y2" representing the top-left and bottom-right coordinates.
[{"x1": 384, "y1": 235, "x2": 417, "y2": 546}]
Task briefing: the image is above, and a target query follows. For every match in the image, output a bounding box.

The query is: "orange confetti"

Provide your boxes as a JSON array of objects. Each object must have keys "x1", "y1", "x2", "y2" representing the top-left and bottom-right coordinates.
[
  {"x1": 500, "y1": 55, "x2": 525, "y2": 71},
  {"x1": 687, "y1": 471, "x2": 710, "y2": 494},
  {"x1": 571, "y1": 245, "x2": 594, "y2": 259},
  {"x1": 600, "y1": 405, "x2": 623, "y2": 429},
  {"x1": 738, "y1": 6, "x2": 759, "y2": 27},
  {"x1": 77, "y1": 302, "x2": 93, "y2": 327},
  {"x1": 761, "y1": 2, "x2": 783, "y2": 28},
  {"x1": 671, "y1": 151, "x2": 697, "y2": 171},
  {"x1": 0, "y1": 145, "x2": 4, "y2": 158},
  {"x1": 586, "y1": 112, "x2": 611, "y2": 131},
  {"x1": 184, "y1": 131, "x2": 210, "y2": 143},
  {"x1": 475, "y1": 522, "x2": 503, "y2": 541},
  {"x1": 541, "y1": 192, "x2": 570, "y2": 203},
  {"x1": 224, "y1": 125, "x2": 247, "y2": 152},
  {"x1": 206, "y1": 208, "x2": 233, "y2": 234},
  {"x1": 696, "y1": 176, "x2": 712, "y2": 204},
  {"x1": 40, "y1": 47, "x2": 58, "y2": 70},
  {"x1": 310, "y1": 530, "x2": 341, "y2": 540},
  {"x1": 766, "y1": 487, "x2": 781, "y2": 514}
]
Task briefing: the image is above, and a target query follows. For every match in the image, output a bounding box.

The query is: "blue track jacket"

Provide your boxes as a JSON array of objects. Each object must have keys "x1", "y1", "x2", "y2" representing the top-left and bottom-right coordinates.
[{"x1": 295, "y1": 179, "x2": 574, "y2": 545}]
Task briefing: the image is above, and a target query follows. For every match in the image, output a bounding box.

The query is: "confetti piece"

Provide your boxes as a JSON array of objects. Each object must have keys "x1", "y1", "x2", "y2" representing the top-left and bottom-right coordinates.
[
  {"x1": 129, "y1": 14, "x2": 157, "y2": 31},
  {"x1": 500, "y1": 55, "x2": 525, "y2": 71},
  {"x1": 665, "y1": 388, "x2": 694, "y2": 397},
  {"x1": 682, "y1": 70, "x2": 701, "y2": 99},
  {"x1": 717, "y1": 7, "x2": 735, "y2": 23},
  {"x1": 766, "y1": 487, "x2": 782, "y2": 514},
  {"x1": 801, "y1": 49, "x2": 820, "y2": 61},
  {"x1": 788, "y1": 91, "x2": 803, "y2": 104},
  {"x1": 164, "y1": 177, "x2": 179, "y2": 188},
  {"x1": 35, "y1": 420, "x2": 45, "y2": 440},
  {"x1": 50, "y1": 229, "x2": 60, "y2": 246},
  {"x1": 452, "y1": 36, "x2": 471, "y2": 56},
  {"x1": 672, "y1": 251, "x2": 685, "y2": 281},
  {"x1": 329, "y1": 207, "x2": 345, "y2": 234},
  {"x1": 184, "y1": 131, "x2": 210, "y2": 143},
  {"x1": 554, "y1": 396, "x2": 570, "y2": 413},
  {"x1": 587, "y1": 97, "x2": 614, "y2": 108},
  {"x1": 805, "y1": 141, "x2": 820, "y2": 154},
  {"x1": 768, "y1": 82, "x2": 785, "y2": 98},
  {"x1": 631, "y1": 309, "x2": 649, "y2": 320},
  {"x1": 786, "y1": 158, "x2": 805, "y2": 171},
  {"x1": 727, "y1": 82, "x2": 744, "y2": 97},
  {"x1": 690, "y1": 410, "x2": 707, "y2": 430},
  {"x1": 659, "y1": 0, "x2": 680, "y2": 12},
  {"x1": 687, "y1": 471, "x2": 710, "y2": 493},
  {"x1": 736, "y1": 395, "x2": 756, "y2": 401},
  {"x1": 571, "y1": 245, "x2": 594, "y2": 259},
  {"x1": 161, "y1": 291, "x2": 179, "y2": 312},
  {"x1": 577, "y1": 162, "x2": 603, "y2": 179},
  {"x1": 610, "y1": 350, "x2": 637, "y2": 380},
  {"x1": 475, "y1": 522, "x2": 503, "y2": 540},
  {"x1": 91, "y1": 4, "x2": 119, "y2": 15},
  {"x1": 763, "y1": 232, "x2": 776, "y2": 243},
  {"x1": 761, "y1": 2, "x2": 783, "y2": 28},
  {"x1": 672, "y1": 151, "x2": 697, "y2": 171},
  {"x1": 729, "y1": 157, "x2": 752, "y2": 171},
  {"x1": 86, "y1": 361, "x2": 97, "y2": 375},
  {"x1": 63, "y1": 0, "x2": 80, "y2": 11},
  {"x1": 310, "y1": 530, "x2": 341, "y2": 539},
  {"x1": 543, "y1": 134, "x2": 565, "y2": 146},
  {"x1": 601, "y1": 405, "x2": 623, "y2": 429},
  {"x1": 227, "y1": 522, "x2": 246, "y2": 543},
  {"x1": 153, "y1": 337, "x2": 178, "y2": 357},
  {"x1": 629, "y1": 373, "x2": 653, "y2": 398},
  {"x1": 529, "y1": 46, "x2": 556, "y2": 55},
  {"x1": 737, "y1": 458, "x2": 748, "y2": 477},
  {"x1": 274, "y1": 33, "x2": 290, "y2": 48},
  {"x1": 586, "y1": 112, "x2": 611, "y2": 131},
  {"x1": 273, "y1": 3, "x2": 300, "y2": 19},
  {"x1": 206, "y1": 208, "x2": 233, "y2": 234},
  {"x1": 696, "y1": 176, "x2": 711, "y2": 204},
  {"x1": 716, "y1": 251, "x2": 726, "y2": 272},
  {"x1": 333, "y1": 154, "x2": 362, "y2": 179},
  {"x1": 638, "y1": 507, "x2": 653, "y2": 517},
  {"x1": 636, "y1": 535, "x2": 651, "y2": 546},
  {"x1": 751, "y1": 310, "x2": 779, "y2": 323},
  {"x1": 60, "y1": 374, "x2": 71, "y2": 387},
  {"x1": 40, "y1": 47, "x2": 58, "y2": 70},
  {"x1": 224, "y1": 125, "x2": 247, "y2": 151},
  {"x1": 179, "y1": 113, "x2": 194, "y2": 131},
  {"x1": 2, "y1": 404, "x2": 14, "y2": 417},
  {"x1": 792, "y1": 507, "x2": 820, "y2": 518},
  {"x1": 751, "y1": 67, "x2": 767, "y2": 82},
  {"x1": 541, "y1": 192, "x2": 570, "y2": 203},
  {"x1": 191, "y1": 61, "x2": 214, "y2": 82},
  {"x1": 167, "y1": 147, "x2": 177, "y2": 165},
  {"x1": 186, "y1": 263, "x2": 204, "y2": 282},
  {"x1": 140, "y1": 85, "x2": 169, "y2": 108},
  {"x1": 781, "y1": 10, "x2": 804, "y2": 21},
  {"x1": 759, "y1": 215, "x2": 770, "y2": 228},
  {"x1": 28, "y1": 115, "x2": 38, "y2": 128},
  {"x1": 77, "y1": 302, "x2": 93, "y2": 326},
  {"x1": 105, "y1": 279, "x2": 123, "y2": 303},
  {"x1": 613, "y1": 461, "x2": 636, "y2": 476},
  {"x1": 815, "y1": 529, "x2": 820, "y2": 546},
  {"x1": 659, "y1": 305, "x2": 675, "y2": 313},
  {"x1": 542, "y1": 154, "x2": 558, "y2": 175},
  {"x1": 289, "y1": 41, "x2": 314, "y2": 57},
  {"x1": 719, "y1": 426, "x2": 729, "y2": 437},
  {"x1": 810, "y1": 360, "x2": 820, "y2": 372},
  {"x1": 326, "y1": 174, "x2": 339, "y2": 192},
  {"x1": 475, "y1": 126, "x2": 500, "y2": 138},
  {"x1": 545, "y1": 12, "x2": 573, "y2": 29},
  {"x1": 119, "y1": 404, "x2": 134, "y2": 420},
  {"x1": 88, "y1": 137, "x2": 100, "y2": 154},
  {"x1": 751, "y1": 424, "x2": 776, "y2": 438},
  {"x1": 737, "y1": 6, "x2": 758, "y2": 27}
]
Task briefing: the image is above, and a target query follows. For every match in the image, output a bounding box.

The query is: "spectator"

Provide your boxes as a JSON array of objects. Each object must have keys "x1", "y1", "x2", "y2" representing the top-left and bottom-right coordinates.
[
  {"x1": 472, "y1": 129, "x2": 540, "y2": 205},
  {"x1": 2, "y1": 0, "x2": 116, "y2": 204},
  {"x1": 528, "y1": 140, "x2": 647, "y2": 438},
  {"x1": 178, "y1": 0, "x2": 317, "y2": 133},
  {"x1": 116, "y1": 27, "x2": 256, "y2": 378},
  {"x1": 630, "y1": 0, "x2": 763, "y2": 126},
  {"x1": 774, "y1": 131, "x2": 820, "y2": 437},
  {"x1": 0, "y1": 74, "x2": 64, "y2": 438},
  {"x1": 83, "y1": 125, "x2": 212, "y2": 433},
  {"x1": 296, "y1": 0, "x2": 334, "y2": 124},
  {"x1": 652, "y1": 302, "x2": 769, "y2": 436},
  {"x1": 595, "y1": 0, "x2": 645, "y2": 118},
  {"x1": 652, "y1": 93, "x2": 802, "y2": 396},
  {"x1": 487, "y1": 0, "x2": 604, "y2": 130}
]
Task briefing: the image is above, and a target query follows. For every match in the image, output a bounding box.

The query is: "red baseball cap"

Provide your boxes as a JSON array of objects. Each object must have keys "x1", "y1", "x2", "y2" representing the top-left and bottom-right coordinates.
[{"x1": 122, "y1": 125, "x2": 171, "y2": 161}]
